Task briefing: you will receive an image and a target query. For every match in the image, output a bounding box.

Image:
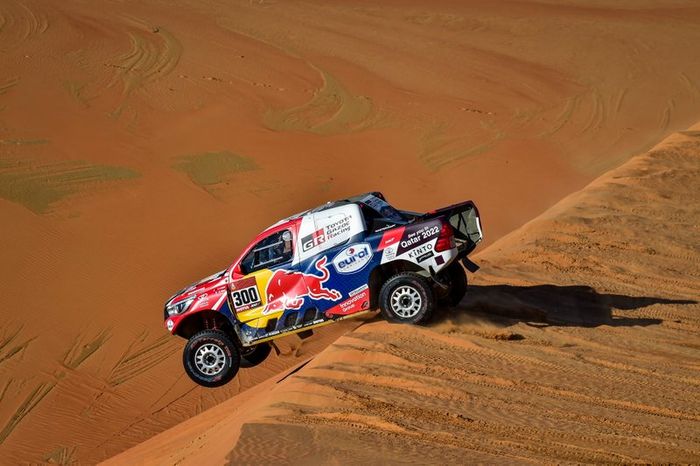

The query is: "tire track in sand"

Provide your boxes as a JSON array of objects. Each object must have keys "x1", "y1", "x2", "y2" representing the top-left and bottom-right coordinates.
[
  {"x1": 679, "y1": 72, "x2": 700, "y2": 99},
  {"x1": 105, "y1": 16, "x2": 182, "y2": 118},
  {"x1": 539, "y1": 93, "x2": 581, "y2": 138},
  {"x1": 418, "y1": 119, "x2": 505, "y2": 171},
  {"x1": 264, "y1": 65, "x2": 374, "y2": 135},
  {"x1": 539, "y1": 89, "x2": 607, "y2": 140},
  {"x1": 0, "y1": 329, "x2": 109, "y2": 445},
  {"x1": 217, "y1": 19, "x2": 376, "y2": 135},
  {"x1": 61, "y1": 329, "x2": 111, "y2": 370},
  {"x1": 80, "y1": 331, "x2": 179, "y2": 419},
  {"x1": 0, "y1": 0, "x2": 48, "y2": 49},
  {"x1": 659, "y1": 98, "x2": 675, "y2": 134},
  {"x1": 106, "y1": 332, "x2": 178, "y2": 386},
  {"x1": 0, "y1": 382, "x2": 55, "y2": 445},
  {"x1": 0, "y1": 325, "x2": 34, "y2": 366},
  {"x1": 0, "y1": 77, "x2": 20, "y2": 96}
]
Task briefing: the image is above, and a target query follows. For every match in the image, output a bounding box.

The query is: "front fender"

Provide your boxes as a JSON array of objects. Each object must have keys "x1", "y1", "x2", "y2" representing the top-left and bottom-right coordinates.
[{"x1": 165, "y1": 286, "x2": 230, "y2": 335}]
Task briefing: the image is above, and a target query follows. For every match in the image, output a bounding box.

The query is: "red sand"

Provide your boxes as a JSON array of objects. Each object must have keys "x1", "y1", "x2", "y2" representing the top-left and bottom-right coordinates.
[
  {"x1": 107, "y1": 124, "x2": 700, "y2": 465},
  {"x1": 1, "y1": 1, "x2": 699, "y2": 463}
]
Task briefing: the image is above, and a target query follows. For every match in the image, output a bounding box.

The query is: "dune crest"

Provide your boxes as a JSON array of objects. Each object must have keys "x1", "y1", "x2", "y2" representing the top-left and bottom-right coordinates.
[
  {"x1": 106, "y1": 125, "x2": 700, "y2": 464},
  {"x1": 2, "y1": 1, "x2": 700, "y2": 463}
]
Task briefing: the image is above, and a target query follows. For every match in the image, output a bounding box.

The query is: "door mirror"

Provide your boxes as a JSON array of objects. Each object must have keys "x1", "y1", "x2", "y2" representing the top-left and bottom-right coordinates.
[{"x1": 231, "y1": 263, "x2": 244, "y2": 279}]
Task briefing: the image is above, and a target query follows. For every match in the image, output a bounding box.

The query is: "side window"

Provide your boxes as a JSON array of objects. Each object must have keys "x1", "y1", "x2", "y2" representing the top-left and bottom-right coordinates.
[{"x1": 240, "y1": 230, "x2": 294, "y2": 275}]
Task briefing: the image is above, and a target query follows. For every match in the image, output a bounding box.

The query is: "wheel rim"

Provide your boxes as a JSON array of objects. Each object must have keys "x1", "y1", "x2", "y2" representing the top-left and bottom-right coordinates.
[
  {"x1": 390, "y1": 285, "x2": 422, "y2": 318},
  {"x1": 194, "y1": 343, "x2": 226, "y2": 376}
]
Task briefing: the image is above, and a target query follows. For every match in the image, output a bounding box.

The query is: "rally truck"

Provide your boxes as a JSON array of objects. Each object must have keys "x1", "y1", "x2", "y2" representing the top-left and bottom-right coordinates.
[{"x1": 164, "y1": 192, "x2": 483, "y2": 387}]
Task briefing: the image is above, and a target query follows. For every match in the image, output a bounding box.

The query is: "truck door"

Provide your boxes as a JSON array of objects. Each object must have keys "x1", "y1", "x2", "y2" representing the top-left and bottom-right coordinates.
[
  {"x1": 230, "y1": 228, "x2": 301, "y2": 339},
  {"x1": 294, "y1": 205, "x2": 369, "y2": 316}
]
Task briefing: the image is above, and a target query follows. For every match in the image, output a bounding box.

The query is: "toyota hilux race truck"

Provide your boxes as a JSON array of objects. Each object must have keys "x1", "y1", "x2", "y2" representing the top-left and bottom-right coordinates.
[{"x1": 164, "y1": 192, "x2": 483, "y2": 387}]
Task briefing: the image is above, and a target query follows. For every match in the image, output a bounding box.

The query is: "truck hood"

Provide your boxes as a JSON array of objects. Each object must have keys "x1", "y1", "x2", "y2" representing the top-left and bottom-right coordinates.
[{"x1": 165, "y1": 269, "x2": 227, "y2": 306}]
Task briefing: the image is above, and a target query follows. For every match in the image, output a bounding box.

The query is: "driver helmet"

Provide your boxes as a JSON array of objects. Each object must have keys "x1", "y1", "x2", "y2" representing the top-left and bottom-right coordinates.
[{"x1": 281, "y1": 230, "x2": 293, "y2": 253}]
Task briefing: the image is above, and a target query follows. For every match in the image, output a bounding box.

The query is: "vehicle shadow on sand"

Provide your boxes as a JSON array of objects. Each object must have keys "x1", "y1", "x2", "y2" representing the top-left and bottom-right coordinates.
[{"x1": 438, "y1": 284, "x2": 697, "y2": 328}]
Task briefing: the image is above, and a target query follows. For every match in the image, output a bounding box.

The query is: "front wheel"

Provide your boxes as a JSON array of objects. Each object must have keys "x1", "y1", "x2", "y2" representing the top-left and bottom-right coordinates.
[
  {"x1": 379, "y1": 272, "x2": 435, "y2": 324},
  {"x1": 183, "y1": 330, "x2": 240, "y2": 387}
]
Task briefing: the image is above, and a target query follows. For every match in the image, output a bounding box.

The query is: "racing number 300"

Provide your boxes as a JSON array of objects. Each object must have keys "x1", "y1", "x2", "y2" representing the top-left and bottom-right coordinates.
[{"x1": 232, "y1": 286, "x2": 260, "y2": 308}]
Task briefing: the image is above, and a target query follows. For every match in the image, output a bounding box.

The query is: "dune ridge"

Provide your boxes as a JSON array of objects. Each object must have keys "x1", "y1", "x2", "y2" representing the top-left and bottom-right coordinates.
[
  {"x1": 2, "y1": 1, "x2": 700, "y2": 463},
  {"x1": 105, "y1": 124, "x2": 700, "y2": 465}
]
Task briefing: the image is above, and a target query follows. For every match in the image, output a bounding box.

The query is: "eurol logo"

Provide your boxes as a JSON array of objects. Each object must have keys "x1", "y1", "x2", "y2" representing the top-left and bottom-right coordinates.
[{"x1": 332, "y1": 243, "x2": 373, "y2": 274}]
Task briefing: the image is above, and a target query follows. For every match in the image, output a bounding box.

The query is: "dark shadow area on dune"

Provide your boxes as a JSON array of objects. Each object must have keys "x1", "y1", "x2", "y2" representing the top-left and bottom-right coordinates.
[{"x1": 436, "y1": 284, "x2": 697, "y2": 328}]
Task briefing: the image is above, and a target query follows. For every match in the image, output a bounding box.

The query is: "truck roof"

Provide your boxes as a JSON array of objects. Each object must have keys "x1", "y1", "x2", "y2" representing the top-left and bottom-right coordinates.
[{"x1": 263, "y1": 192, "x2": 389, "y2": 232}]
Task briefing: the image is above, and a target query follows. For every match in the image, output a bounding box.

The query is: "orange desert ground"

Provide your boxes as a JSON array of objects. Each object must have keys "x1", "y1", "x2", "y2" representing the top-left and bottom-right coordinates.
[{"x1": 0, "y1": 0, "x2": 698, "y2": 464}]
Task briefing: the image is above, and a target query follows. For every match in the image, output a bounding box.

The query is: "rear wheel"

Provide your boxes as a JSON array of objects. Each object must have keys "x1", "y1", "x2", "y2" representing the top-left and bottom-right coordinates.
[
  {"x1": 379, "y1": 272, "x2": 435, "y2": 324},
  {"x1": 183, "y1": 330, "x2": 240, "y2": 387},
  {"x1": 240, "y1": 343, "x2": 272, "y2": 368}
]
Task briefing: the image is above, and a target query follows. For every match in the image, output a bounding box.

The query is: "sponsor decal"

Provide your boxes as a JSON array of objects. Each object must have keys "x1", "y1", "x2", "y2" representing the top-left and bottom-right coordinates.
[
  {"x1": 396, "y1": 219, "x2": 441, "y2": 256},
  {"x1": 349, "y1": 284, "x2": 369, "y2": 297},
  {"x1": 301, "y1": 216, "x2": 352, "y2": 252},
  {"x1": 325, "y1": 288, "x2": 370, "y2": 317},
  {"x1": 378, "y1": 226, "x2": 405, "y2": 250},
  {"x1": 301, "y1": 227, "x2": 326, "y2": 252},
  {"x1": 325, "y1": 216, "x2": 351, "y2": 240},
  {"x1": 408, "y1": 242, "x2": 433, "y2": 259},
  {"x1": 196, "y1": 292, "x2": 210, "y2": 307},
  {"x1": 416, "y1": 251, "x2": 434, "y2": 263},
  {"x1": 263, "y1": 257, "x2": 341, "y2": 314},
  {"x1": 332, "y1": 243, "x2": 373, "y2": 274},
  {"x1": 375, "y1": 223, "x2": 396, "y2": 232},
  {"x1": 231, "y1": 277, "x2": 262, "y2": 312},
  {"x1": 382, "y1": 244, "x2": 397, "y2": 262}
]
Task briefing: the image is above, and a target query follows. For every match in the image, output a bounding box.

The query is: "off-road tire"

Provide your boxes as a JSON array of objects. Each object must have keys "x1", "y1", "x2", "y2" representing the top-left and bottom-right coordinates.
[
  {"x1": 379, "y1": 272, "x2": 435, "y2": 324},
  {"x1": 183, "y1": 330, "x2": 240, "y2": 387},
  {"x1": 444, "y1": 262, "x2": 467, "y2": 306},
  {"x1": 240, "y1": 343, "x2": 272, "y2": 368}
]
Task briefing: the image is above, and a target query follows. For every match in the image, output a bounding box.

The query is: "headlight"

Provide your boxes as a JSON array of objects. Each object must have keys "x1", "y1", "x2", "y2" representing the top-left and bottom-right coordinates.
[{"x1": 166, "y1": 297, "x2": 194, "y2": 316}]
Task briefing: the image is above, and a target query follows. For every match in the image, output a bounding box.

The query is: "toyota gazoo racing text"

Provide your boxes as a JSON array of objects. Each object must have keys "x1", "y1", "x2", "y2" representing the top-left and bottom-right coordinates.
[{"x1": 164, "y1": 192, "x2": 483, "y2": 387}]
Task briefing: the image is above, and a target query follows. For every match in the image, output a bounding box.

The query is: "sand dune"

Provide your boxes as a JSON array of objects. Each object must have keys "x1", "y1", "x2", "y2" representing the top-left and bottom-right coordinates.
[
  {"x1": 106, "y1": 125, "x2": 700, "y2": 464},
  {"x1": 1, "y1": 0, "x2": 700, "y2": 463}
]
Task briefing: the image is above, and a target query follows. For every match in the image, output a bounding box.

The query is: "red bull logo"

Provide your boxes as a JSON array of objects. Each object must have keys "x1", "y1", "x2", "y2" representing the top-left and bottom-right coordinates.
[{"x1": 262, "y1": 257, "x2": 341, "y2": 314}]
